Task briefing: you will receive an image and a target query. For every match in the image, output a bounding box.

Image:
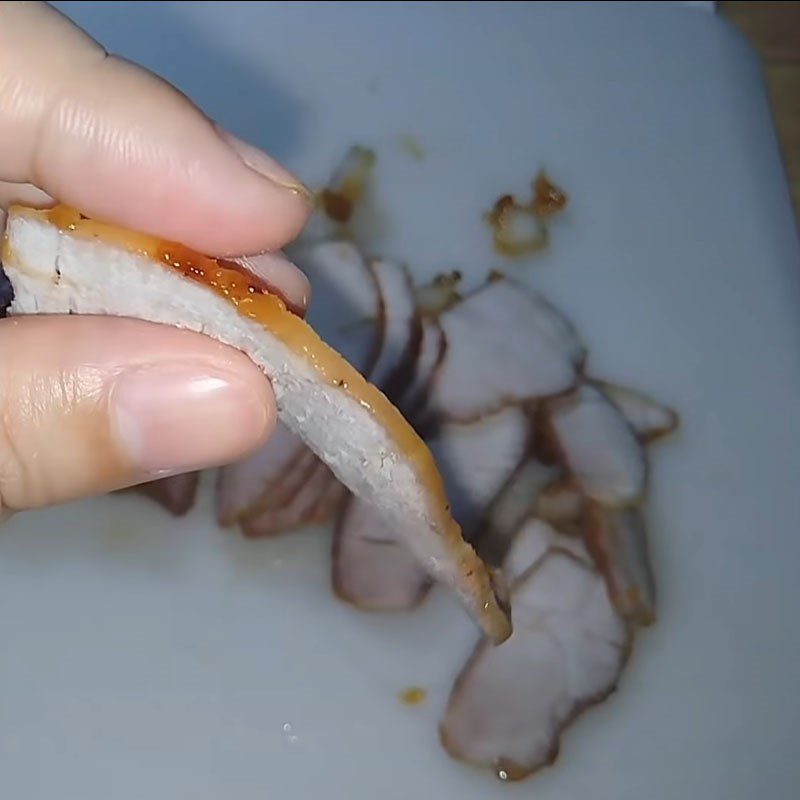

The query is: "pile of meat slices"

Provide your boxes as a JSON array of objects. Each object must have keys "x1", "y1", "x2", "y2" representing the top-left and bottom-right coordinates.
[{"x1": 132, "y1": 151, "x2": 679, "y2": 783}]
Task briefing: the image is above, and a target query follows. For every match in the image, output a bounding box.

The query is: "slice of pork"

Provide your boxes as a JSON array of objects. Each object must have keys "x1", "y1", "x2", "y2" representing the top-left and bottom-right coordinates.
[
  {"x1": 134, "y1": 472, "x2": 199, "y2": 517},
  {"x1": 333, "y1": 406, "x2": 530, "y2": 611},
  {"x1": 241, "y1": 459, "x2": 335, "y2": 539},
  {"x1": 584, "y1": 501, "x2": 656, "y2": 625},
  {"x1": 427, "y1": 406, "x2": 531, "y2": 541},
  {"x1": 475, "y1": 456, "x2": 561, "y2": 565},
  {"x1": 532, "y1": 479, "x2": 585, "y2": 537},
  {"x1": 333, "y1": 495, "x2": 432, "y2": 611},
  {"x1": 3, "y1": 206, "x2": 511, "y2": 643},
  {"x1": 440, "y1": 550, "x2": 630, "y2": 781},
  {"x1": 502, "y1": 517, "x2": 589, "y2": 584},
  {"x1": 546, "y1": 384, "x2": 646, "y2": 507},
  {"x1": 592, "y1": 380, "x2": 679, "y2": 443},
  {"x1": 427, "y1": 275, "x2": 582, "y2": 422},
  {"x1": 399, "y1": 317, "x2": 445, "y2": 420},
  {"x1": 367, "y1": 258, "x2": 422, "y2": 400},
  {"x1": 215, "y1": 423, "x2": 307, "y2": 525},
  {"x1": 216, "y1": 239, "x2": 381, "y2": 524}
]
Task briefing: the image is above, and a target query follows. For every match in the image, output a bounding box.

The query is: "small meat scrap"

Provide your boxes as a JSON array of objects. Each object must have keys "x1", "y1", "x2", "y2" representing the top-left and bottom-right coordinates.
[
  {"x1": 319, "y1": 145, "x2": 376, "y2": 224},
  {"x1": 485, "y1": 170, "x2": 568, "y2": 258},
  {"x1": 532, "y1": 171, "x2": 568, "y2": 217},
  {"x1": 486, "y1": 195, "x2": 548, "y2": 259}
]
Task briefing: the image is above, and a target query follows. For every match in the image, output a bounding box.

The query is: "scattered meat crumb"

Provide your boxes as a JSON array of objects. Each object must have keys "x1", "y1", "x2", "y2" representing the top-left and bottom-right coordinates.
[
  {"x1": 485, "y1": 170, "x2": 568, "y2": 259},
  {"x1": 399, "y1": 686, "x2": 427, "y2": 706}
]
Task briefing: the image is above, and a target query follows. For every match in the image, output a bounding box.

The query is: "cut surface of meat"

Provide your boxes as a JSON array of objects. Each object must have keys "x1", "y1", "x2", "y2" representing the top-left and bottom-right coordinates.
[
  {"x1": 546, "y1": 384, "x2": 646, "y2": 507},
  {"x1": 428, "y1": 275, "x2": 580, "y2": 422},
  {"x1": 441, "y1": 550, "x2": 629, "y2": 781},
  {"x1": 3, "y1": 205, "x2": 511, "y2": 644},
  {"x1": 333, "y1": 406, "x2": 530, "y2": 612},
  {"x1": 476, "y1": 456, "x2": 562, "y2": 565},
  {"x1": 584, "y1": 501, "x2": 656, "y2": 625},
  {"x1": 217, "y1": 239, "x2": 381, "y2": 524},
  {"x1": 333, "y1": 495, "x2": 431, "y2": 610},
  {"x1": 503, "y1": 517, "x2": 590, "y2": 584}
]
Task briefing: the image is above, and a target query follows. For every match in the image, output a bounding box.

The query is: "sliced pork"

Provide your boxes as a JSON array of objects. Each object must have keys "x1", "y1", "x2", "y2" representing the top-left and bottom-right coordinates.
[{"x1": 441, "y1": 550, "x2": 629, "y2": 781}]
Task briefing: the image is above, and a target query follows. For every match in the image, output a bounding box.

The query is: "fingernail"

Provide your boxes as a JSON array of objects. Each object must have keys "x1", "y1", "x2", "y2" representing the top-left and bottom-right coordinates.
[
  {"x1": 112, "y1": 364, "x2": 270, "y2": 475},
  {"x1": 216, "y1": 126, "x2": 313, "y2": 203},
  {"x1": 235, "y1": 251, "x2": 311, "y2": 315}
]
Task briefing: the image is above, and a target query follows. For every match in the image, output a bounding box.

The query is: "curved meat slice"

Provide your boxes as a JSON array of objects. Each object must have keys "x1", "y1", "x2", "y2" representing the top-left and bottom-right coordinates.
[
  {"x1": 441, "y1": 550, "x2": 630, "y2": 781},
  {"x1": 400, "y1": 317, "x2": 445, "y2": 419},
  {"x1": 428, "y1": 275, "x2": 581, "y2": 422},
  {"x1": 532, "y1": 479, "x2": 585, "y2": 537},
  {"x1": 475, "y1": 456, "x2": 561, "y2": 565},
  {"x1": 4, "y1": 205, "x2": 511, "y2": 643},
  {"x1": 368, "y1": 258, "x2": 421, "y2": 400},
  {"x1": 333, "y1": 495, "x2": 431, "y2": 611},
  {"x1": 503, "y1": 517, "x2": 589, "y2": 584},
  {"x1": 135, "y1": 472, "x2": 199, "y2": 517},
  {"x1": 584, "y1": 501, "x2": 656, "y2": 626},
  {"x1": 427, "y1": 407, "x2": 531, "y2": 539},
  {"x1": 312, "y1": 474, "x2": 349, "y2": 526},
  {"x1": 592, "y1": 380, "x2": 679, "y2": 444},
  {"x1": 215, "y1": 423, "x2": 306, "y2": 526},
  {"x1": 215, "y1": 239, "x2": 381, "y2": 524},
  {"x1": 546, "y1": 385, "x2": 646, "y2": 508},
  {"x1": 241, "y1": 459, "x2": 334, "y2": 539},
  {"x1": 333, "y1": 407, "x2": 530, "y2": 612}
]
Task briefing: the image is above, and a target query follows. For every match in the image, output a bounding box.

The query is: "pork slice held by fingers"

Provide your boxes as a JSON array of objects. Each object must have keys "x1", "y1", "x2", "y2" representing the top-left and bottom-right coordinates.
[
  {"x1": 1, "y1": 205, "x2": 511, "y2": 644},
  {"x1": 333, "y1": 406, "x2": 530, "y2": 612},
  {"x1": 216, "y1": 239, "x2": 381, "y2": 524}
]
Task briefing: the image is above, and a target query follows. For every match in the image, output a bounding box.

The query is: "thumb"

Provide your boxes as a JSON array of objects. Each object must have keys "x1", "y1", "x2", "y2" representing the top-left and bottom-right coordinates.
[{"x1": 0, "y1": 315, "x2": 275, "y2": 513}]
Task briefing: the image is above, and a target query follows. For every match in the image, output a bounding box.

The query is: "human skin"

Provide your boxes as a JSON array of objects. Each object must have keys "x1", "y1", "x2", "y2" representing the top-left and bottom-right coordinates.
[{"x1": 0, "y1": 1, "x2": 314, "y2": 517}]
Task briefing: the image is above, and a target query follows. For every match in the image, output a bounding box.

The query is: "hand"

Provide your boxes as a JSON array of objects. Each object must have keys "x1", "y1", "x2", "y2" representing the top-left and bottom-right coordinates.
[{"x1": 0, "y1": 2, "x2": 313, "y2": 516}]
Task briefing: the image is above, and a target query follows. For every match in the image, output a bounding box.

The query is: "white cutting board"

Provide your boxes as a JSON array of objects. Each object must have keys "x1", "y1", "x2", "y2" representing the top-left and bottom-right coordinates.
[{"x1": 3, "y1": 2, "x2": 799, "y2": 798}]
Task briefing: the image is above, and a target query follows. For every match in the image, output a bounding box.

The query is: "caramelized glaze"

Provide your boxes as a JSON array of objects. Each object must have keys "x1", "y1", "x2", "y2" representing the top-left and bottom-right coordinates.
[
  {"x1": 532, "y1": 172, "x2": 568, "y2": 217},
  {"x1": 5, "y1": 205, "x2": 509, "y2": 641}
]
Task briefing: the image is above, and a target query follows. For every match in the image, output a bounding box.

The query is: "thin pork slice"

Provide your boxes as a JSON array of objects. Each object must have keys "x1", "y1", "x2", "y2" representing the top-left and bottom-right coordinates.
[
  {"x1": 3, "y1": 206, "x2": 511, "y2": 643},
  {"x1": 503, "y1": 517, "x2": 589, "y2": 584},
  {"x1": 427, "y1": 275, "x2": 581, "y2": 422},
  {"x1": 241, "y1": 459, "x2": 334, "y2": 538},
  {"x1": 135, "y1": 472, "x2": 200, "y2": 517},
  {"x1": 476, "y1": 456, "x2": 561, "y2": 565},
  {"x1": 440, "y1": 550, "x2": 630, "y2": 781},
  {"x1": 312, "y1": 472, "x2": 349, "y2": 525},
  {"x1": 216, "y1": 239, "x2": 381, "y2": 523},
  {"x1": 399, "y1": 317, "x2": 445, "y2": 419},
  {"x1": 584, "y1": 501, "x2": 656, "y2": 625},
  {"x1": 532, "y1": 479, "x2": 585, "y2": 537},
  {"x1": 215, "y1": 422, "x2": 307, "y2": 525},
  {"x1": 367, "y1": 258, "x2": 421, "y2": 400},
  {"x1": 546, "y1": 384, "x2": 646, "y2": 507},
  {"x1": 333, "y1": 495, "x2": 432, "y2": 611},
  {"x1": 592, "y1": 380, "x2": 679, "y2": 444},
  {"x1": 427, "y1": 406, "x2": 531, "y2": 541},
  {"x1": 334, "y1": 406, "x2": 530, "y2": 611}
]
